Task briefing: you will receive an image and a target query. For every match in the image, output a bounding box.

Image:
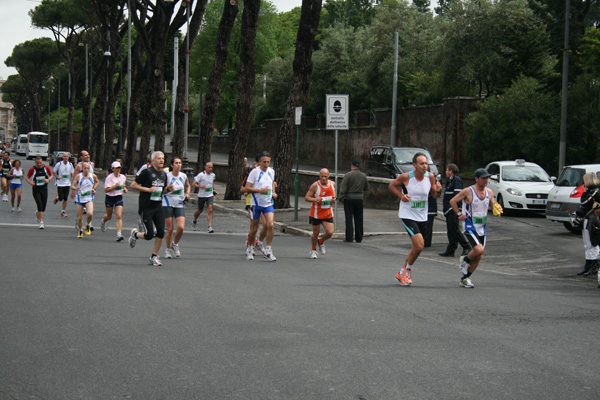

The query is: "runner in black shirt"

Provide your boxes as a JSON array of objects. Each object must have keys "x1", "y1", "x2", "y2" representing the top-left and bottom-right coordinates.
[{"x1": 129, "y1": 151, "x2": 173, "y2": 266}]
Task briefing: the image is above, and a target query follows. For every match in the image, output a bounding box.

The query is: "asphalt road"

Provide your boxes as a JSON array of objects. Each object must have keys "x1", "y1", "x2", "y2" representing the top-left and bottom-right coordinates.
[{"x1": 1, "y1": 158, "x2": 600, "y2": 399}]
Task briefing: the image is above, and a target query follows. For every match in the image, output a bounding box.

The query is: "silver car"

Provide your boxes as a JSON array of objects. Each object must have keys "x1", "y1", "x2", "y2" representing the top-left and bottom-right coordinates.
[{"x1": 545, "y1": 164, "x2": 600, "y2": 232}]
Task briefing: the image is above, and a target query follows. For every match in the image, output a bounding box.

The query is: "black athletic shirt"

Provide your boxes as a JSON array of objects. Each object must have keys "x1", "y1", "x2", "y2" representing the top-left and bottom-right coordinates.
[{"x1": 135, "y1": 166, "x2": 167, "y2": 210}]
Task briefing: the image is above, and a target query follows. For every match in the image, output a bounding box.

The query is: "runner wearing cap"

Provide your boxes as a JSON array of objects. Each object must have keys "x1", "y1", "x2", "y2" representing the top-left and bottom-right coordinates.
[
  {"x1": 449, "y1": 168, "x2": 502, "y2": 288},
  {"x1": 101, "y1": 161, "x2": 128, "y2": 241}
]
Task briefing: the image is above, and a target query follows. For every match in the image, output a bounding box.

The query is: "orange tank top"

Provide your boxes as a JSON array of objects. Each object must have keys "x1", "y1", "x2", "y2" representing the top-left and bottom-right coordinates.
[{"x1": 310, "y1": 180, "x2": 335, "y2": 219}]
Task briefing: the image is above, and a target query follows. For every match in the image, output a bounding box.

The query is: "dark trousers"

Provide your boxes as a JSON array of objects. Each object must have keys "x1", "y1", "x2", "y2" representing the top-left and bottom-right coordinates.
[
  {"x1": 343, "y1": 198, "x2": 364, "y2": 242},
  {"x1": 423, "y1": 213, "x2": 436, "y2": 247},
  {"x1": 444, "y1": 211, "x2": 469, "y2": 252}
]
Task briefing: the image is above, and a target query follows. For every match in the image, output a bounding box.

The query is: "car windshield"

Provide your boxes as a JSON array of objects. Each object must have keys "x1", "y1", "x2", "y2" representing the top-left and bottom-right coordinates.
[
  {"x1": 501, "y1": 165, "x2": 551, "y2": 182},
  {"x1": 393, "y1": 149, "x2": 433, "y2": 164},
  {"x1": 555, "y1": 167, "x2": 586, "y2": 187}
]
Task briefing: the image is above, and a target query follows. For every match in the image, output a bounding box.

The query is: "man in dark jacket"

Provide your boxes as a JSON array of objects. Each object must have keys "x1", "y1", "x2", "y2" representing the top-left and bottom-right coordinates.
[
  {"x1": 338, "y1": 159, "x2": 369, "y2": 243},
  {"x1": 439, "y1": 163, "x2": 470, "y2": 257}
]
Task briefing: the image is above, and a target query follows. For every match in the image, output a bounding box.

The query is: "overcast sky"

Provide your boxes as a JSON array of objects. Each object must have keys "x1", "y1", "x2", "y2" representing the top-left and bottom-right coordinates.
[{"x1": 0, "y1": 0, "x2": 303, "y2": 81}]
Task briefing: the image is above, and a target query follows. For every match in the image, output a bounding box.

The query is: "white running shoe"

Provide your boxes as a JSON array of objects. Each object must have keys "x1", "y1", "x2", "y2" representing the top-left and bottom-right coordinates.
[
  {"x1": 207, "y1": 226, "x2": 214, "y2": 233},
  {"x1": 17, "y1": 207, "x2": 22, "y2": 212},
  {"x1": 318, "y1": 241, "x2": 326, "y2": 255},
  {"x1": 310, "y1": 250, "x2": 318, "y2": 259},
  {"x1": 459, "y1": 256, "x2": 470, "y2": 276},
  {"x1": 460, "y1": 277, "x2": 474, "y2": 288},
  {"x1": 164, "y1": 248, "x2": 174, "y2": 259},
  {"x1": 256, "y1": 242, "x2": 267, "y2": 257},
  {"x1": 116, "y1": 235, "x2": 124, "y2": 242},
  {"x1": 149, "y1": 255, "x2": 163, "y2": 266},
  {"x1": 39, "y1": 221, "x2": 44, "y2": 229},
  {"x1": 101, "y1": 220, "x2": 106, "y2": 232},
  {"x1": 246, "y1": 246, "x2": 254, "y2": 260},
  {"x1": 192, "y1": 220, "x2": 197, "y2": 231},
  {"x1": 11, "y1": 207, "x2": 14, "y2": 212},
  {"x1": 172, "y1": 243, "x2": 181, "y2": 257},
  {"x1": 264, "y1": 252, "x2": 277, "y2": 262},
  {"x1": 129, "y1": 229, "x2": 138, "y2": 248}
]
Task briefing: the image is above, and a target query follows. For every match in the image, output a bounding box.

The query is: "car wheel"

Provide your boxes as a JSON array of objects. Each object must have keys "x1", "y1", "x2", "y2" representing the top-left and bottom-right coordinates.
[
  {"x1": 497, "y1": 194, "x2": 505, "y2": 210},
  {"x1": 563, "y1": 222, "x2": 582, "y2": 233}
]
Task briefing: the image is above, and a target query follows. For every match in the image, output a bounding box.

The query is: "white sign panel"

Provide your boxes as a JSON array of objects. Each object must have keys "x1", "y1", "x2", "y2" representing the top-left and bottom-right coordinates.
[
  {"x1": 326, "y1": 94, "x2": 349, "y2": 130},
  {"x1": 295, "y1": 107, "x2": 302, "y2": 125}
]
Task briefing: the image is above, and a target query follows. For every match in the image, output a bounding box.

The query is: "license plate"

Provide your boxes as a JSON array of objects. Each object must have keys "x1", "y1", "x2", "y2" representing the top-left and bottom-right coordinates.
[
  {"x1": 531, "y1": 199, "x2": 547, "y2": 205},
  {"x1": 550, "y1": 202, "x2": 561, "y2": 209}
]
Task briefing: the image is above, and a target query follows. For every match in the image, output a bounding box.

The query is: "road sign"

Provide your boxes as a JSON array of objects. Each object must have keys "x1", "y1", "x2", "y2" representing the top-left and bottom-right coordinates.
[
  {"x1": 295, "y1": 107, "x2": 302, "y2": 126},
  {"x1": 326, "y1": 94, "x2": 349, "y2": 130}
]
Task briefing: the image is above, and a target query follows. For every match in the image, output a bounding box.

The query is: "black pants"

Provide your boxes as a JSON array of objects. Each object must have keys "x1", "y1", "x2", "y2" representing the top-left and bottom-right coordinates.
[
  {"x1": 423, "y1": 213, "x2": 436, "y2": 247},
  {"x1": 343, "y1": 198, "x2": 364, "y2": 242},
  {"x1": 142, "y1": 205, "x2": 165, "y2": 240},
  {"x1": 444, "y1": 211, "x2": 469, "y2": 252},
  {"x1": 32, "y1": 186, "x2": 48, "y2": 212}
]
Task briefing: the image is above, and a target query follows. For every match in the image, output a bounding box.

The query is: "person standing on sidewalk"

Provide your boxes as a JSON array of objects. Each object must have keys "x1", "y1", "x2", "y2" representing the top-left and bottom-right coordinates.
[
  {"x1": 53, "y1": 152, "x2": 75, "y2": 217},
  {"x1": 305, "y1": 168, "x2": 336, "y2": 259},
  {"x1": 192, "y1": 162, "x2": 216, "y2": 233},
  {"x1": 338, "y1": 159, "x2": 369, "y2": 243},
  {"x1": 389, "y1": 152, "x2": 442, "y2": 286},
  {"x1": 449, "y1": 168, "x2": 502, "y2": 289},
  {"x1": 26, "y1": 157, "x2": 54, "y2": 229},
  {"x1": 439, "y1": 163, "x2": 470, "y2": 257},
  {"x1": 245, "y1": 151, "x2": 277, "y2": 261},
  {"x1": 129, "y1": 151, "x2": 173, "y2": 267}
]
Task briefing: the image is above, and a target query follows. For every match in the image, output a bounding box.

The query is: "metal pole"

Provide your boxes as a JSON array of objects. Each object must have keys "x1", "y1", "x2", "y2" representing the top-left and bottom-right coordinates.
[
  {"x1": 171, "y1": 37, "x2": 178, "y2": 145},
  {"x1": 183, "y1": 0, "x2": 190, "y2": 169},
  {"x1": 57, "y1": 78, "x2": 60, "y2": 148},
  {"x1": 559, "y1": 0, "x2": 570, "y2": 171},
  {"x1": 127, "y1": 0, "x2": 132, "y2": 155},
  {"x1": 294, "y1": 124, "x2": 299, "y2": 221},
  {"x1": 391, "y1": 32, "x2": 399, "y2": 146},
  {"x1": 334, "y1": 129, "x2": 338, "y2": 230}
]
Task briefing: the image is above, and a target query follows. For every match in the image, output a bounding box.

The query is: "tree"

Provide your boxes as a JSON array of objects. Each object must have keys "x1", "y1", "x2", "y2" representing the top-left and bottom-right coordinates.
[
  {"x1": 273, "y1": 0, "x2": 323, "y2": 208},
  {"x1": 322, "y1": 0, "x2": 375, "y2": 29},
  {"x1": 225, "y1": 0, "x2": 262, "y2": 200}
]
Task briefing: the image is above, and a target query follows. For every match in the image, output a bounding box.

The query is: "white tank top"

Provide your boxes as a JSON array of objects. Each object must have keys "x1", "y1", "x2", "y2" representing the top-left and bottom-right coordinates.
[
  {"x1": 11, "y1": 168, "x2": 23, "y2": 185},
  {"x1": 463, "y1": 186, "x2": 490, "y2": 236},
  {"x1": 398, "y1": 171, "x2": 431, "y2": 222}
]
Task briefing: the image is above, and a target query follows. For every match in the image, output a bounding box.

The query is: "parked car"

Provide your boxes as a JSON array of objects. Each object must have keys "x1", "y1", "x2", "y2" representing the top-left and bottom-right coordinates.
[
  {"x1": 367, "y1": 145, "x2": 440, "y2": 179},
  {"x1": 485, "y1": 160, "x2": 555, "y2": 211},
  {"x1": 48, "y1": 151, "x2": 75, "y2": 167},
  {"x1": 545, "y1": 164, "x2": 600, "y2": 232}
]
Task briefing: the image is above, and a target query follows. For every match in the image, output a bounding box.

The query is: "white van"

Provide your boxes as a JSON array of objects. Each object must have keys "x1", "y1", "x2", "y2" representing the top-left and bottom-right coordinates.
[
  {"x1": 26, "y1": 132, "x2": 49, "y2": 160},
  {"x1": 15, "y1": 134, "x2": 28, "y2": 156}
]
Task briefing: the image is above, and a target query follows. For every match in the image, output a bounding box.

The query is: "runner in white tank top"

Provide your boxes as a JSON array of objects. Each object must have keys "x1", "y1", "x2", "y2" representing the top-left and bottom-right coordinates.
[
  {"x1": 449, "y1": 168, "x2": 501, "y2": 289},
  {"x1": 389, "y1": 152, "x2": 442, "y2": 286}
]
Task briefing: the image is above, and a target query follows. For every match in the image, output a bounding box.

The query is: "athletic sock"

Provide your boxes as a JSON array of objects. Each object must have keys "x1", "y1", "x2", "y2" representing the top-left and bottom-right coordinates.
[
  {"x1": 318, "y1": 238, "x2": 324, "y2": 245},
  {"x1": 464, "y1": 256, "x2": 471, "y2": 264},
  {"x1": 462, "y1": 272, "x2": 472, "y2": 279},
  {"x1": 406, "y1": 263, "x2": 413, "y2": 271}
]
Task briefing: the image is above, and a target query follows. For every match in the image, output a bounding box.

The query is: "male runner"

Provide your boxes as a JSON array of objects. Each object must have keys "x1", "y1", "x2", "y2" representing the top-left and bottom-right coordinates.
[
  {"x1": 449, "y1": 168, "x2": 502, "y2": 288},
  {"x1": 305, "y1": 168, "x2": 336, "y2": 259},
  {"x1": 54, "y1": 152, "x2": 75, "y2": 217},
  {"x1": 245, "y1": 151, "x2": 277, "y2": 261},
  {"x1": 129, "y1": 151, "x2": 173, "y2": 266},
  {"x1": 192, "y1": 162, "x2": 216, "y2": 233},
  {"x1": 389, "y1": 152, "x2": 442, "y2": 286}
]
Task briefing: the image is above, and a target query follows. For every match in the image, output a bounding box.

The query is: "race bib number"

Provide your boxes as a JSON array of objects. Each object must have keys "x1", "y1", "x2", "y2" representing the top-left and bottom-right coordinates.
[
  {"x1": 260, "y1": 188, "x2": 272, "y2": 196},
  {"x1": 410, "y1": 200, "x2": 426, "y2": 209},
  {"x1": 204, "y1": 187, "x2": 213, "y2": 193},
  {"x1": 36, "y1": 176, "x2": 46, "y2": 186},
  {"x1": 473, "y1": 216, "x2": 487, "y2": 225},
  {"x1": 3, "y1": 169, "x2": 9, "y2": 175},
  {"x1": 171, "y1": 189, "x2": 182, "y2": 195},
  {"x1": 61, "y1": 174, "x2": 70, "y2": 179},
  {"x1": 150, "y1": 187, "x2": 163, "y2": 200},
  {"x1": 321, "y1": 196, "x2": 332, "y2": 208},
  {"x1": 80, "y1": 190, "x2": 91, "y2": 196}
]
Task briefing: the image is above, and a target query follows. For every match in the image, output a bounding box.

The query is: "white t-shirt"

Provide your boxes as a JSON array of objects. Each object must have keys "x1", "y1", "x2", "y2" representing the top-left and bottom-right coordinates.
[
  {"x1": 54, "y1": 161, "x2": 74, "y2": 187},
  {"x1": 163, "y1": 172, "x2": 188, "y2": 208},
  {"x1": 194, "y1": 171, "x2": 215, "y2": 198},
  {"x1": 247, "y1": 167, "x2": 275, "y2": 208}
]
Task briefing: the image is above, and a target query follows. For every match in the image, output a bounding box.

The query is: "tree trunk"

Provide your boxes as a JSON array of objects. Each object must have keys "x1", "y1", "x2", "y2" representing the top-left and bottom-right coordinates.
[
  {"x1": 596, "y1": 84, "x2": 600, "y2": 163},
  {"x1": 224, "y1": 0, "x2": 261, "y2": 200},
  {"x1": 124, "y1": 40, "x2": 144, "y2": 173},
  {"x1": 197, "y1": 0, "x2": 239, "y2": 168},
  {"x1": 90, "y1": 59, "x2": 108, "y2": 165},
  {"x1": 273, "y1": 0, "x2": 323, "y2": 208}
]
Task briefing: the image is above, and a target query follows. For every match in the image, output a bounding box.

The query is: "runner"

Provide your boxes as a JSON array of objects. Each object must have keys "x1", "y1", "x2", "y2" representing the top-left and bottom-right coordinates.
[
  {"x1": 71, "y1": 162, "x2": 99, "y2": 238},
  {"x1": 134, "y1": 153, "x2": 153, "y2": 233},
  {"x1": 162, "y1": 157, "x2": 191, "y2": 259},
  {"x1": 129, "y1": 151, "x2": 173, "y2": 266},
  {"x1": 449, "y1": 168, "x2": 502, "y2": 288},
  {"x1": 389, "y1": 152, "x2": 442, "y2": 286},
  {"x1": 101, "y1": 161, "x2": 128, "y2": 241},
  {"x1": 245, "y1": 151, "x2": 277, "y2": 261},
  {"x1": 25, "y1": 157, "x2": 54, "y2": 229},
  {"x1": 7, "y1": 159, "x2": 23, "y2": 212},
  {"x1": 192, "y1": 162, "x2": 216, "y2": 233},
  {"x1": 53, "y1": 152, "x2": 74, "y2": 217},
  {"x1": 73, "y1": 150, "x2": 95, "y2": 216},
  {"x1": 1, "y1": 151, "x2": 12, "y2": 202},
  {"x1": 241, "y1": 157, "x2": 269, "y2": 256},
  {"x1": 305, "y1": 168, "x2": 336, "y2": 259}
]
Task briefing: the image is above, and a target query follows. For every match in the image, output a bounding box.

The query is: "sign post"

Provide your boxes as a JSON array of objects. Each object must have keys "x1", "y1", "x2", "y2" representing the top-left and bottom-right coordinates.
[
  {"x1": 325, "y1": 94, "x2": 349, "y2": 230},
  {"x1": 294, "y1": 107, "x2": 302, "y2": 221}
]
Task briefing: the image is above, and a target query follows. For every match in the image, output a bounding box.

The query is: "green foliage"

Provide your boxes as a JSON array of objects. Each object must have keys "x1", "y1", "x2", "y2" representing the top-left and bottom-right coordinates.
[
  {"x1": 322, "y1": 0, "x2": 376, "y2": 29},
  {"x1": 464, "y1": 76, "x2": 559, "y2": 173}
]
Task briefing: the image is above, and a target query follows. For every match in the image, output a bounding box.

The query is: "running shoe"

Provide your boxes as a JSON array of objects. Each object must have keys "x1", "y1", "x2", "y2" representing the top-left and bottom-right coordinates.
[
  {"x1": 246, "y1": 246, "x2": 254, "y2": 260},
  {"x1": 207, "y1": 226, "x2": 214, "y2": 233},
  {"x1": 264, "y1": 252, "x2": 277, "y2": 262},
  {"x1": 39, "y1": 221, "x2": 44, "y2": 230},
  {"x1": 3, "y1": 194, "x2": 8, "y2": 201},
  {"x1": 53, "y1": 194, "x2": 58, "y2": 204},
  {"x1": 17, "y1": 207, "x2": 22, "y2": 212},
  {"x1": 164, "y1": 248, "x2": 174, "y2": 259},
  {"x1": 88, "y1": 225, "x2": 94, "y2": 232},
  {"x1": 318, "y1": 241, "x2": 326, "y2": 255},
  {"x1": 256, "y1": 242, "x2": 267, "y2": 257},
  {"x1": 459, "y1": 256, "x2": 470, "y2": 276},
  {"x1": 85, "y1": 225, "x2": 92, "y2": 235},
  {"x1": 192, "y1": 220, "x2": 197, "y2": 231},
  {"x1": 395, "y1": 266, "x2": 410, "y2": 286},
  {"x1": 405, "y1": 268, "x2": 412, "y2": 285},
  {"x1": 116, "y1": 235, "x2": 124, "y2": 242},
  {"x1": 83, "y1": 207, "x2": 87, "y2": 215},
  {"x1": 10, "y1": 207, "x2": 14, "y2": 212},
  {"x1": 172, "y1": 243, "x2": 181, "y2": 257},
  {"x1": 310, "y1": 249, "x2": 318, "y2": 259},
  {"x1": 460, "y1": 277, "x2": 474, "y2": 288},
  {"x1": 101, "y1": 220, "x2": 106, "y2": 232},
  {"x1": 129, "y1": 228, "x2": 138, "y2": 248},
  {"x1": 61, "y1": 210, "x2": 67, "y2": 217},
  {"x1": 149, "y1": 255, "x2": 163, "y2": 266},
  {"x1": 78, "y1": 230, "x2": 84, "y2": 238},
  {"x1": 137, "y1": 218, "x2": 145, "y2": 233}
]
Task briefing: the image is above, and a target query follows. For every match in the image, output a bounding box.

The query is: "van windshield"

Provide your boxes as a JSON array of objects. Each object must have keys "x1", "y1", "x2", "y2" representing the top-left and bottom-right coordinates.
[
  {"x1": 29, "y1": 134, "x2": 48, "y2": 144},
  {"x1": 555, "y1": 167, "x2": 585, "y2": 187},
  {"x1": 393, "y1": 149, "x2": 433, "y2": 164}
]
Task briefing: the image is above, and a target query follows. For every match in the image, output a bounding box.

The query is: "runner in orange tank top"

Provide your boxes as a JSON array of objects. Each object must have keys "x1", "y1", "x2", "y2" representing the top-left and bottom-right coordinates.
[{"x1": 305, "y1": 168, "x2": 336, "y2": 259}]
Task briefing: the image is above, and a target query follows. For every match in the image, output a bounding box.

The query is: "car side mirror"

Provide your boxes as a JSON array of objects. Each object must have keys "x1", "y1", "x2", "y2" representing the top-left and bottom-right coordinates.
[
  {"x1": 490, "y1": 174, "x2": 499, "y2": 182},
  {"x1": 550, "y1": 176, "x2": 557, "y2": 182}
]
